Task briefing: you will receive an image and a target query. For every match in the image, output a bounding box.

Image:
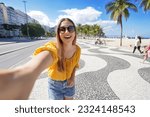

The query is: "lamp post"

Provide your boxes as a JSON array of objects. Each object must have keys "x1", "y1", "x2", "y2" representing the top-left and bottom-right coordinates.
[{"x1": 23, "y1": 0, "x2": 29, "y2": 38}]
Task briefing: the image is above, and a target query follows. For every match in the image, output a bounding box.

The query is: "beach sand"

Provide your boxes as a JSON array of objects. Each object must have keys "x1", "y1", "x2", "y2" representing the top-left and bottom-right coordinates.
[
  {"x1": 102, "y1": 38, "x2": 150, "y2": 47},
  {"x1": 94, "y1": 37, "x2": 150, "y2": 51},
  {"x1": 108, "y1": 38, "x2": 150, "y2": 52}
]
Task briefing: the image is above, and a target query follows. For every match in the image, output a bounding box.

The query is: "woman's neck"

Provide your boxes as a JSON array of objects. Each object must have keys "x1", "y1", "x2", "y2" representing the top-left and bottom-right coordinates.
[{"x1": 63, "y1": 43, "x2": 73, "y2": 51}]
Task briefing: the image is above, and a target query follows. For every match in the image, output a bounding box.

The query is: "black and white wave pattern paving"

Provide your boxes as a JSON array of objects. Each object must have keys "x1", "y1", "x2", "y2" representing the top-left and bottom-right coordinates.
[
  {"x1": 30, "y1": 39, "x2": 150, "y2": 100},
  {"x1": 75, "y1": 40, "x2": 150, "y2": 100}
]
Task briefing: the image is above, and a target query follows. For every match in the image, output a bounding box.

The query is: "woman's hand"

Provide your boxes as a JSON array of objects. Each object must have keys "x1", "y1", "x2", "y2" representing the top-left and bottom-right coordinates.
[
  {"x1": 67, "y1": 67, "x2": 76, "y2": 87},
  {"x1": 0, "y1": 51, "x2": 53, "y2": 99},
  {"x1": 67, "y1": 78, "x2": 75, "y2": 87}
]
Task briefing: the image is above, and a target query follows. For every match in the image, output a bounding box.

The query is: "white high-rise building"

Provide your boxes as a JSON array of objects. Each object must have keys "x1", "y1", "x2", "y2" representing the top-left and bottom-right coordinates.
[
  {"x1": 0, "y1": 3, "x2": 21, "y2": 37},
  {"x1": 16, "y1": 10, "x2": 26, "y2": 25},
  {"x1": 0, "y1": 3, "x2": 8, "y2": 37},
  {"x1": 0, "y1": 8, "x2": 3, "y2": 24},
  {"x1": 0, "y1": 2, "x2": 42, "y2": 38},
  {"x1": 0, "y1": 7, "x2": 3, "y2": 37},
  {"x1": 0, "y1": 3, "x2": 8, "y2": 24},
  {"x1": 7, "y1": 6, "x2": 17, "y2": 25}
]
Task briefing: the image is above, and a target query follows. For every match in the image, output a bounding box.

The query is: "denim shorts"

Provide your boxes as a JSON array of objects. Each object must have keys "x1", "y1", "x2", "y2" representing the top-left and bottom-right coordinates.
[{"x1": 48, "y1": 78, "x2": 75, "y2": 100}]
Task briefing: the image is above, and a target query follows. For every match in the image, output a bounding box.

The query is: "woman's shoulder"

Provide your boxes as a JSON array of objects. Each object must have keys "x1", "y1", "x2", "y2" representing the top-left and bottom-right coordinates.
[
  {"x1": 76, "y1": 44, "x2": 81, "y2": 51},
  {"x1": 34, "y1": 41, "x2": 57, "y2": 56},
  {"x1": 45, "y1": 41, "x2": 56, "y2": 47},
  {"x1": 75, "y1": 44, "x2": 81, "y2": 55}
]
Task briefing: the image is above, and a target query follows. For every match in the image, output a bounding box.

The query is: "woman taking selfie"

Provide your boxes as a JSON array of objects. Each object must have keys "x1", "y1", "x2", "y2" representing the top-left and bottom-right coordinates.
[{"x1": 0, "y1": 18, "x2": 81, "y2": 100}]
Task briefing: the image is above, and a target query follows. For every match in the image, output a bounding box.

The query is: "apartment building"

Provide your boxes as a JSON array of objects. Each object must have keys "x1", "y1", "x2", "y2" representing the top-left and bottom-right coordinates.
[
  {"x1": 0, "y1": 8, "x2": 3, "y2": 24},
  {"x1": 0, "y1": 2, "x2": 39, "y2": 38},
  {"x1": 16, "y1": 10, "x2": 26, "y2": 25},
  {"x1": 0, "y1": 3, "x2": 8, "y2": 37},
  {"x1": 7, "y1": 7, "x2": 17, "y2": 25},
  {"x1": 0, "y1": 8, "x2": 3, "y2": 37}
]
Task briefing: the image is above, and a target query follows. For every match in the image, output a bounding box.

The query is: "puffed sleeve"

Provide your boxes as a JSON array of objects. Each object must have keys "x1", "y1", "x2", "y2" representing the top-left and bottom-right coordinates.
[
  {"x1": 75, "y1": 46, "x2": 81, "y2": 68},
  {"x1": 33, "y1": 42, "x2": 58, "y2": 66}
]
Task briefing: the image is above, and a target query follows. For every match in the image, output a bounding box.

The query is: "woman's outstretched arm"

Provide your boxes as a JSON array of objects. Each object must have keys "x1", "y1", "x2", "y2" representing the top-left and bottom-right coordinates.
[{"x1": 0, "y1": 51, "x2": 53, "y2": 100}]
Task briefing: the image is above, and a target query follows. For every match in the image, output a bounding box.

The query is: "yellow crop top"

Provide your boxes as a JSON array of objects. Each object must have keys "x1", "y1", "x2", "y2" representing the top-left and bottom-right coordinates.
[{"x1": 33, "y1": 41, "x2": 81, "y2": 81}]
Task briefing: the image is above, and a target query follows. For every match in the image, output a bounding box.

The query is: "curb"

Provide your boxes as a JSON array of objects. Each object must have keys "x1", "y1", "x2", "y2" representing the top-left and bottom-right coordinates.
[
  {"x1": 0, "y1": 44, "x2": 36, "y2": 56},
  {"x1": 0, "y1": 42, "x2": 16, "y2": 45}
]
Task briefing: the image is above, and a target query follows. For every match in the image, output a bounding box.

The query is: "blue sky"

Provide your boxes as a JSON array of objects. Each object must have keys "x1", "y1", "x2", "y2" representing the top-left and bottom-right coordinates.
[{"x1": 1, "y1": 0, "x2": 150, "y2": 37}]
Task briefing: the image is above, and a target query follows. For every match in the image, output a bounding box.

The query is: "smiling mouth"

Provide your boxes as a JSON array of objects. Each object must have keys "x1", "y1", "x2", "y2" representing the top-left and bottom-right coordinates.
[{"x1": 64, "y1": 36, "x2": 71, "y2": 39}]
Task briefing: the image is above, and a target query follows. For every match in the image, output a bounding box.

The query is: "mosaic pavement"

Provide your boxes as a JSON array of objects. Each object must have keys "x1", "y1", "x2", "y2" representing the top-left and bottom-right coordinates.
[{"x1": 30, "y1": 39, "x2": 150, "y2": 100}]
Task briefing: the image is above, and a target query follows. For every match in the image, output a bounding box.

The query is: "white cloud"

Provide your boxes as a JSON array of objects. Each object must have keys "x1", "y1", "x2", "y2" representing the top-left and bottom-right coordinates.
[
  {"x1": 28, "y1": 11, "x2": 54, "y2": 26},
  {"x1": 27, "y1": 7, "x2": 118, "y2": 35},
  {"x1": 57, "y1": 7, "x2": 102, "y2": 24},
  {"x1": 83, "y1": 20, "x2": 116, "y2": 27},
  {"x1": 103, "y1": 26, "x2": 113, "y2": 32},
  {"x1": 56, "y1": 7, "x2": 117, "y2": 35}
]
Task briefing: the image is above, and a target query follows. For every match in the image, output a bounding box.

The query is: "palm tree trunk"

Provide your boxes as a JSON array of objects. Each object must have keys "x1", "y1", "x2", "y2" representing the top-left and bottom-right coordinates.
[{"x1": 120, "y1": 18, "x2": 123, "y2": 46}]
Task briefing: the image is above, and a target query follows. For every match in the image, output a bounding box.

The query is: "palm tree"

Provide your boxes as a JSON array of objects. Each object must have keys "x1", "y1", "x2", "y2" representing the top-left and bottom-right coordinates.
[
  {"x1": 105, "y1": 0, "x2": 138, "y2": 46},
  {"x1": 140, "y1": 0, "x2": 150, "y2": 11},
  {"x1": 76, "y1": 24, "x2": 82, "y2": 37},
  {"x1": 76, "y1": 24, "x2": 105, "y2": 39},
  {"x1": 92, "y1": 24, "x2": 100, "y2": 38}
]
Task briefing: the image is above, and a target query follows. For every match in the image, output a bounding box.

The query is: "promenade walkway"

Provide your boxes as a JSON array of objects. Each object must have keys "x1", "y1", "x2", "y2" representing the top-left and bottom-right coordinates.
[{"x1": 28, "y1": 39, "x2": 150, "y2": 100}]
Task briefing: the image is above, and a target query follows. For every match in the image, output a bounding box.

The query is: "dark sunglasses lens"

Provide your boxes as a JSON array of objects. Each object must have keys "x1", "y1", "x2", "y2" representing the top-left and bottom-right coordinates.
[
  {"x1": 59, "y1": 27, "x2": 66, "y2": 33},
  {"x1": 68, "y1": 26, "x2": 75, "y2": 32},
  {"x1": 59, "y1": 26, "x2": 75, "y2": 33}
]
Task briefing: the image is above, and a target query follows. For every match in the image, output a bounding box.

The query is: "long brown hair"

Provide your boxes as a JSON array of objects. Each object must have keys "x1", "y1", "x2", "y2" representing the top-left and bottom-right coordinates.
[{"x1": 56, "y1": 18, "x2": 77, "y2": 72}]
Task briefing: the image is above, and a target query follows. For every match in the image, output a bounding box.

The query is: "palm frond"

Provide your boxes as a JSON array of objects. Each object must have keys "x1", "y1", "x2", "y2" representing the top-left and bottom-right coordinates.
[
  {"x1": 126, "y1": 2, "x2": 138, "y2": 12},
  {"x1": 140, "y1": 0, "x2": 150, "y2": 11},
  {"x1": 123, "y1": 9, "x2": 129, "y2": 20}
]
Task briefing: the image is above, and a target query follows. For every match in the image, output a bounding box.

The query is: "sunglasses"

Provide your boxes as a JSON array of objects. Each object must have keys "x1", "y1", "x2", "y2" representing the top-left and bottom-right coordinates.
[{"x1": 59, "y1": 26, "x2": 75, "y2": 34}]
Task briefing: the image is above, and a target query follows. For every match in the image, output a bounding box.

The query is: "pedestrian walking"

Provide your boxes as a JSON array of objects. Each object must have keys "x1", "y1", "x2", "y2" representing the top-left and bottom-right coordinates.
[
  {"x1": 132, "y1": 36, "x2": 143, "y2": 54},
  {"x1": 142, "y1": 43, "x2": 150, "y2": 63}
]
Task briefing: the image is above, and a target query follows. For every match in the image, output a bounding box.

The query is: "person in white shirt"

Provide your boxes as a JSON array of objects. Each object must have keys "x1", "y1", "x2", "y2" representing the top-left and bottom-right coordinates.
[{"x1": 132, "y1": 36, "x2": 143, "y2": 54}]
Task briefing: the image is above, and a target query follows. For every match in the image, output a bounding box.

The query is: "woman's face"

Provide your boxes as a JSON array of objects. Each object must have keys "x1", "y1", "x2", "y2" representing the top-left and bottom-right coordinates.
[{"x1": 59, "y1": 20, "x2": 76, "y2": 44}]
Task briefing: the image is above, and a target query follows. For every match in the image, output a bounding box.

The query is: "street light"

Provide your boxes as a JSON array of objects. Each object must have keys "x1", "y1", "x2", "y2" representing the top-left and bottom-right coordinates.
[{"x1": 22, "y1": 0, "x2": 30, "y2": 38}]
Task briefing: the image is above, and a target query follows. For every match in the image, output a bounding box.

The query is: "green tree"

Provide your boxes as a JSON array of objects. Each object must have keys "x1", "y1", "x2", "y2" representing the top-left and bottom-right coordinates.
[
  {"x1": 84, "y1": 24, "x2": 90, "y2": 38},
  {"x1": 45, "y1": 32, "x2": 50, "y2": 37},
  {"x1": 76, "y1": 24, "x2": 83, "y2": 37},
  {"x1": 21, "y1": 23, "x2": 45, "y2": 38},
  {"x1": 92, "y1": 24, "x2": 100, "y2": 37},
  {"x1": 105, "y1": 0, "x2": 138, "y2": 46},
  {"x1": 76, "y1": 24, "x2": 104, "y2": 39}
]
